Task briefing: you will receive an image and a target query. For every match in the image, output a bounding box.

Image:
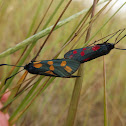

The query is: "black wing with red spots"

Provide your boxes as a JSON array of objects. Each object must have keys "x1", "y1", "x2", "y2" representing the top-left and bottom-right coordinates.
[
  {"x1": 64, "y1": 43, "x2": 114, "y2": 63},
  {"x1": 24, "y1": 59, "x2": 80, "y2": 78}
]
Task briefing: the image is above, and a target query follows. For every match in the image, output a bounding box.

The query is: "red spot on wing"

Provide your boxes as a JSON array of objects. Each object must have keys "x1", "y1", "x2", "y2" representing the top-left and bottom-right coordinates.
[
  {"x1": 73, "y1": 50, "x2": 77, "y2": 54},
  {"x1": 80, "y1": 51, "x2": 85, "y2": 56},
  {"x1": 83, "y1": 48, "x2": 86, "y2": 50},
  {"x1": 92, "y1": 45, "x2": 100, "y2": 51},
  {"x1": 83, "y1": 58, "x2": 90, "y2": 62},
  {"x1": 69, "y1": 55, "x2": 73, "y2": 58}
]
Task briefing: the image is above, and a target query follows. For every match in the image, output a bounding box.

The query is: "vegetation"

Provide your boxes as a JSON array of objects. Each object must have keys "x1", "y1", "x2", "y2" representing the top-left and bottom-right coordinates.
[{"x1": 0, "y1": 0, "x2": 126, "y2": 125}]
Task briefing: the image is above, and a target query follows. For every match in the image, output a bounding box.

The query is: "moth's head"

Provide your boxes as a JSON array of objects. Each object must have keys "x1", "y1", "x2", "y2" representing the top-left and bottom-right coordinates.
[
  {"x1": 105, "y1": 43, "x2": 115, "y2": 50},
  {"x1": 24, "y1": 63, "x2": 31, "y2": 70}
]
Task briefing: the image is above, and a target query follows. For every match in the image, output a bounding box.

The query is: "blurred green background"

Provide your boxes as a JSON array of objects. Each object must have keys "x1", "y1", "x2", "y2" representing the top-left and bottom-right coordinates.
[{"x1": 0, "y1": 0, "x2": 126, "y2": 126}]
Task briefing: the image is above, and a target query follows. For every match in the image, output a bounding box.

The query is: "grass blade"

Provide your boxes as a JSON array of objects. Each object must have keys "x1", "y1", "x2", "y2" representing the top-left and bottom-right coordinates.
[
  {"x1": 0, "y1": 8, "x2": 89, "y2": 58},
  {"x1": 103, "y1": 56, "x2": 108, "y2": 126},
  {"x1": 65, "y1": 0, "x2": 98, "y2": 125}
]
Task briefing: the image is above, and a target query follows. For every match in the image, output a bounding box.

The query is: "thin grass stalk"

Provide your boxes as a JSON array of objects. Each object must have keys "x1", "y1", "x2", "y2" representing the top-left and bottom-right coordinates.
[
  {"x1": 9, "y1": 77, "x2": 56, "y2": 125},
  {"x1": 73, "y1": 0, "x2": 112, "y2": 48},
  {"x1": 0, "y1": 75, "x2": 37, "y2": 97},
  {"x1": 0, "y1": 0, "x2": 109, "y2": 59},
  {"x1": 0, "y1": 0, "x2": 45, "y2": 93},
  {"x1": 65, "y1": 1, "x2": 98, "y2": 126},
  {"x1": 76, "y1": 0, "x2": 112, "y2": 37},
  {"x1": 56, "y1": 0, "x2": 109, "y2": 56},
  {"x1": 60, "y1": 0, "x2": 109, "y2": 48},
  {"x1": 3, "y1": 77, "x2": 55, "y2": 123},
  {"x1": 1, "y1": 0, "x2": 123, "y2": 107},
  {"x1": 2, "y1": 0, "x2": 54, "y2": 112},
  {"x1": 0, "y1": 1, "x2": 4, "y2": 11},
  {"x1": 4, "y1": 0, "x2": 71, "y2": 115},
  {"x1": 33, "y1": 7, "x2": 94, "y2": 99},
  {"x1": 103, "y1": 56, "x2": 108, "y2": 126},
  {"x1": 1, "y1": 0, "x2": 54, "y2": 91},
  {"x1": 9, "y1": 77, "x2": 50, "y2": 124},
  {"x1": 108, "y1": 96, "x2": 125, "y2": 126},
  {"x1": 83, "y1": 2, "x2": 126, "y2": 47},
  {"x1": 3, "y1": 0, "x2": 64, "y2": 93},
  {"x1": 0, "y1": 0, "x2": 119, "y2": 124},
  {"x1": 1, "y1": 76, "x2": 44, "y2": 111},
  {"x1": 26, "y1": 0, "x2": 44, "y2": 38},
  {"x1": 8, "y1": 0, "x2": 73, "y2": 122},
  {"x1": 1, "y1": 2, "x2": 89, "y2": 111},
  {"x1": 53, "y1": 99, "x2": 71, "y2": 125},
  {"x1": 54, "y1": 7, "x2": 92, "y2": 58},
  {"x1": 105, "y1": 0, "x2": 118, "y2": 14},
  {"x1": 0, "y1": 40, "x2": 29, "y2": 91},
  {"x1": 0, "y1": 8, "x2": 89, "y2": 58},
  {"x1": 2, "y1": 43, "x2": 35, "y2": 91},
  {"x1": 32, "y1": 0, "x2": 73, "y2": 61},
  {"x1": 75, "y1": 8, "x2": 92, "y2": 35},
  {"x1": 5, "y1": 71, "x2": 28, "y2": 101},
  {"x1": 17, "y1": 75, "x2": 38, "y2": 95},
  {"x1": 3, "y1": 42, "x2": 37, "y2": 91},
  {"x1": 0, "y1": 0, "x2": 108, "y2": 61},
  {"x1": 33, "y1": 0, "x2": 54, "y2": 34},
  {"x1": 17, "y1": 80, "x2": 39, "y2": 96},
  {"x1": 3, "y1": 71, "x2": 28, "y2": 112},
  {"x1": 85, "y1": 0, "x2": 98, "y2": 41},
  {"x1": 42, "y1": 0, "x2": 64, "y2": 30},
  {"x1": 6, "y1": 5, "x2": 97, "y2": 122},
  {"x1": 68, "y1": 0, "x2": 112, "y2": 50},
  {"x1": 74, "y1": 0, "x2": 123, "y2": 50},
  {"x1": 0, "y1": 5, "x2": 89, "y2": 94},
  {"x1": 2, "y1": 0, "x2": 75, "y2": 114},
  {"x1": 13, "y1": 0, "x2": 54, "y2": 93},
  {"x1": 83, "y1": 104, "x2": 92, "y2": 126},
  {"x1": 0, "y1": 67, "x2": 16, "y2": 90},
  {"x1": 12, "y1": 3, "x2": 101, "y2": 118},
  {"x1": 65, "y1": 64, "x2": 85, "y2": 126},
  {"x1": 0, "y1": 1, "x2": 11, "y2": 18},
  {"x1": 9, "y1": 5, "x2": 96, "y2": 123},
  {"x1": 6, "y1": 8, "x2": 92, "y2": 119}
]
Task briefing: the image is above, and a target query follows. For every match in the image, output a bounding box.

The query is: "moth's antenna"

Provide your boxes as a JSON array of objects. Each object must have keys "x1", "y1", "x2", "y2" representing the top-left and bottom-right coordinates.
[
  {"x1": 104, "y1": 30, "x2": 124, "y2": 43},
  {"x1": 5, "y1": 69, "x2": 25, "y2": 84},
  {"x1": 0, "y1": 64, "x2": 25, "y2": 84},
  {"x1": 114, "y1": 34, "x2": 126, "y2": 50},
  {"x1": 115, "y1": 28, "x2": 125, "y2": 43},
  {"x1": 0, "y1": 64, "x2": 24, "y2": 67},
  {"x1": 115, "y1": 48, "x2": 126, "y2": 50},
  {"x1": 87, "y1": 29, "x2": 125, "y2": 46},
  {"x1": 115, "y1": 35, "x2": 126, "y2": 45}
]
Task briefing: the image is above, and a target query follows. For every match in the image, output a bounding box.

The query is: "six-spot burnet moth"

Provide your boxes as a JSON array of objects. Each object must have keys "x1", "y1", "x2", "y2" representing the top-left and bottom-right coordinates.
[
  {"x1": 1, "y1": 28, "x2": 126, "y2": 84},
  {"x1": 64, "y1": 29, "x2": 126, "y2": 63},
  {"x1": 0, "y1": 59, "x2": 80, "y2": 84},
  {"x1": 24, "y1": 59, "x2": 80, "y2": 77}
]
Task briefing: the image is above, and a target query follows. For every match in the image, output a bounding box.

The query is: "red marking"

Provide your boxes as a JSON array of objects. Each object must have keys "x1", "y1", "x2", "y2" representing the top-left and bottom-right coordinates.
[
  {"x1": 83, "y1": 58, "x2": 90, "y2": 62},
  {"x1": 92, "y1": 45, "x2": 100, "y2": 51},
  {"x1": 69, "y1": 55, "x2": 73, "y2": 58},
  {"x1": 80, "y1": 51, "x2": 85, "y2": 56},
  {"x1": 73, "y1": 50, "x2": 77, "y2": 54},
  {"x1": 83, "y1": 48, "x2": 86, "y2": 50}
]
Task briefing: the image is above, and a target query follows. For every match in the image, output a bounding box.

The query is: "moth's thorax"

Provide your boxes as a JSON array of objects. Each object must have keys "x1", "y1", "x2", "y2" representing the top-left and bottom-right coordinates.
[
  {"x1": 105, "y1": 43, "x2": 114, "y2": 50},
  {"x1": 97, "y1": 43, "x2": 114, "y2": 54}
]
